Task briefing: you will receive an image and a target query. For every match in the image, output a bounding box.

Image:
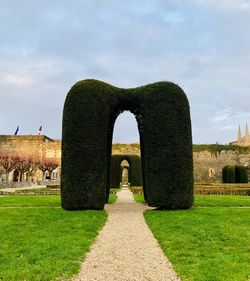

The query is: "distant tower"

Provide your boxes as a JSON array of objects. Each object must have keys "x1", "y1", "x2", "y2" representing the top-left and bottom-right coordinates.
[
  {"x1": 237, "y1": 125, "x2": 242, "y2": 145},
  {"x1": 245, "y1": 123, "x2": 250, "y2": 145}
]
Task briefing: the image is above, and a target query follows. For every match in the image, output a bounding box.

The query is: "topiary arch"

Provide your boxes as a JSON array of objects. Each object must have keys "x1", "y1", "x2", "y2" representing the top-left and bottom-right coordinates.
[
  {"x1": 61, "y1": 79, "x2": 194, "y2": 210},
  {"x1": 222, "y1": 165, "x2": 248, "y2": 183},
  {"x1": 110, "y1": 154, "x2": 142, "y2": 188}
]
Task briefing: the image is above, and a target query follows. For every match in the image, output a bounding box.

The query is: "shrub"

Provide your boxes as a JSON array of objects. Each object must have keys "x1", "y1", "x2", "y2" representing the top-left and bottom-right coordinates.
[
  {"x1": 222, "y1": 165, "x2": 248, "y2": 183},
  {"x1": 46, "y1": 184, "x2": 60, "y2": 189},
  {"x1": 110, "y1": 155, "x2": 142, "y2": 188},
  {"x1": 61, "y1": 79, "x2": 193, "y2": 210},
  {"x1": 222, "y1": 166, "x2": 228, "y2": 183},
  {"x1": 235, "y1": 165, "x2": 248, "y2": 183}
]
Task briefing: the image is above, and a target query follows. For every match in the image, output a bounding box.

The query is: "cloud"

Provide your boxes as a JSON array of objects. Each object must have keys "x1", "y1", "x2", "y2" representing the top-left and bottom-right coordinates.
[
  {"x1": 195, "y1": 0, "x2": 250, "y2": 12},
  {"x1": 0, "y1": 1, "x2": 249, "y2": 144},
  {"x1": 0, "y1": 73, "x2": 33, "y2": 86}
]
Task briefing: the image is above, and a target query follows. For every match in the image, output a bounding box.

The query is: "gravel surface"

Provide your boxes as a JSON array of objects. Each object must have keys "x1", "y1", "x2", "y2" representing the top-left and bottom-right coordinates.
[{"x1": 73, "y1": 188, "x2": 180, "y2": 281}]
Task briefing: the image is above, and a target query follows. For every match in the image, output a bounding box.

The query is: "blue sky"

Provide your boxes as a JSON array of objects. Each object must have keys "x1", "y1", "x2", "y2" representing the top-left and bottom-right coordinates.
[{"x1": 0, "y1": 0, "x2": 250, "y2": 143}]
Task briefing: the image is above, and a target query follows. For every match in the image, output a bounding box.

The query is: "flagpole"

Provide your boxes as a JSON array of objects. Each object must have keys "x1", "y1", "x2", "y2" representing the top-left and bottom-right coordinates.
[
  {"x1": 14, "y1": 126, "x2": 19, "y2": 135},
  {"x1": 38, "y1": 125, "x2": 43, "y2": 135}
]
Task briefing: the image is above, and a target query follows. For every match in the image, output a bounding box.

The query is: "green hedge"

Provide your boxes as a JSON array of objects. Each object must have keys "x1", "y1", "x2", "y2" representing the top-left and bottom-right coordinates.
[
  {"x1": 61, "y1": 79, "x2": 193, "y2": 210},
  {"x1": 110, "y1": 155, "x2": 142, "y2": 188},
  {"x1": 193, "y1": 144, "x2": 250, "y2": 155},
  {"x1": 222, "y1": 165, "x2": 248, "y2": 183}
]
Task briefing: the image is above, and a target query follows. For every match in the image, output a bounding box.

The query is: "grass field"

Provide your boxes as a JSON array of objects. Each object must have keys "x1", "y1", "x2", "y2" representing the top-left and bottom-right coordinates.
[
  {"x1": 0, "y1": 194, "x2": 116, "y2": 281},
  {"x1": 134, "y1": 194, "x2": 250, "y2": 281},
  {"x1": 134, "y1": 194, "x2": 250, "y2": 207}
]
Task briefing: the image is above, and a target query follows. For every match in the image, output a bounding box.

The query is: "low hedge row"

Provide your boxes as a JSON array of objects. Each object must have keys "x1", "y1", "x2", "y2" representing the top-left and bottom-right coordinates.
[
  {"x1": 195, "y1": 188, "x2": 250, "y2": 196},
  {"x1": 131, "y1": 185, "x2": 250, "y2": 196}
]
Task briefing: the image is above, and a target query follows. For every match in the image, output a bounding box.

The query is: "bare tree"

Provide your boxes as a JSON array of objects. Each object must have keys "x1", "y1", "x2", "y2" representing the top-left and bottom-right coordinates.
[
  {"x1": 16, "y1": 154, "x2": 31, "y2": 182},
  {"x1": 38, "y1": 157, "x2": 60, "y2": 181},
  {"x1": 0, "y1": 151, "x2": 19, "y2": 184},
  {"x1": 26, "y1": 155, "x2": 40, "y2": 182}
]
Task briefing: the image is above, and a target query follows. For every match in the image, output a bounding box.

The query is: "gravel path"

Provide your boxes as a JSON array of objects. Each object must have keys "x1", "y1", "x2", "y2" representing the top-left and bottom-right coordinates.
[{"x1": 73, "y1": 188, "x2": 180, "y2": 281}]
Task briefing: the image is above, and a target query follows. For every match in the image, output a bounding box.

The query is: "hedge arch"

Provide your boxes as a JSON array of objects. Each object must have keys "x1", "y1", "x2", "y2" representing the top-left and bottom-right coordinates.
[
  {"x1": 222, "y1": 165, "x2": 248, "y2": 183},
  {"x1": 110, "y1": 155, "x2": 142, "y2": 188},
  {"x1": 61, "y1": 79, "x2": 193, "y2": 210}
]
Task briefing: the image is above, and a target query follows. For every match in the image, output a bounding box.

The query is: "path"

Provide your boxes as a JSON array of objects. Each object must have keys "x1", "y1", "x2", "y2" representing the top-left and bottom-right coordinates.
[{"x1": 74, "y1": 188, "x2": 180, "y2": 281}]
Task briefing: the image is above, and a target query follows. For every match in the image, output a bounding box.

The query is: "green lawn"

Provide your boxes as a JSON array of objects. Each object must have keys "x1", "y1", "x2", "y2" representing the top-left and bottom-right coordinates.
[
  {"x1": 194, "y1": 195, "x2": 250, "y2": 207},
  {"x1": 0, "y1": 195, "x2": 60, "y2": 207},
  {"x1": 108, "y1": 193, "x2": 118, "y2": 204},
  {"x1": 135, "y1": 195, "x2": 250, "y2": 281},
  {"x1": 134, "y1": 194, "x2": 145, "y2": 203},
  {"x1": 0, "y1": 194, "x2": 116, "y2": 281},
  {"x1": 134, "y1": 194, "x2": 250, "y2": 207}
]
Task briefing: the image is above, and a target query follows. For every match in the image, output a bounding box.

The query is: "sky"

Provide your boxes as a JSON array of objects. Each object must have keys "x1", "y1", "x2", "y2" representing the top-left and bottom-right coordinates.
[{"x1": 0, "y1": 0, "x2": 250, "y2": 144}]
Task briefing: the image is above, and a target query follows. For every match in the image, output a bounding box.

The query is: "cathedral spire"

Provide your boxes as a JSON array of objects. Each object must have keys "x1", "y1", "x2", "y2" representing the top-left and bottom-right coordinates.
[
  {"x1": 237, "y1": 125, "x2": 242, "y2": 145},
  {"x1": 245, "y1": 123, "x2": 249, "y2": 145}
]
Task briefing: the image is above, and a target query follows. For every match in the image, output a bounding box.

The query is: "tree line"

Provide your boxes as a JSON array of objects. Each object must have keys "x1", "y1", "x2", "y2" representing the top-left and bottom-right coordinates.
[{"x1": 0, "y1": 151, "x2": 59, "y2": 185}]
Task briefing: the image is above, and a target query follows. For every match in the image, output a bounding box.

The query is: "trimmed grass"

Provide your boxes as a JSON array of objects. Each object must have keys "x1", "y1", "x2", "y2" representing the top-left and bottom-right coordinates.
[
  {"x1": 134, "y1": 194, "x2": 145, "y2": 203},
  {"x1": 145, "y1": 208, "x2": 250, "y2": 281},
  {"x1": 135, "y1": 195, "x2": 250, "y2": 281},
  {"x1": 134, "y1": 194, "x2": 250, "y2": 207},
  {"x1": 0, "y1": 193, "x2": 117, "y2": 280},
  {"x1": 108, "y1": 194, "x2": 118, "y2": 204},
  {"x1": 0, "y1": 193, "x2": 117, "y2": 207},
  {"x1": 194, "y1": 195, "x2": 250, "y2": 207},
  {"x1": 0, "y1": 195, "x2": 60, "y2": 207}
]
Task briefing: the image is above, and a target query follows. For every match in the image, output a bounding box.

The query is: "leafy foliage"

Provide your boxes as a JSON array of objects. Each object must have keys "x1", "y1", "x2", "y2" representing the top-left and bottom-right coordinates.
[{"x1": 193, "y1": 144, "x2": 250, "y2": 155}]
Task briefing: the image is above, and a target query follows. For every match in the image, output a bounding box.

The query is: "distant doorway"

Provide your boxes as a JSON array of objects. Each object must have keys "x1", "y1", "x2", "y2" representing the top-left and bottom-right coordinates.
[
  {"x1": 121, "y1": 160, "x2": 130, "y2": 187},
  {"x1": 13, "y1": 169, "x2": 19, "y2": 182}
]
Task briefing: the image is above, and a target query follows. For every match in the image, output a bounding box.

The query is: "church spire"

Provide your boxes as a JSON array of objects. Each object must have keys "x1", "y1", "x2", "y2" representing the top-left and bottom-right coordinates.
[
  {"x1": 237, "y1": 125, "x2": 242, "y2": 145},
  {"x1": 245, "y1": 123, "x2": 249, "y2": 145}
]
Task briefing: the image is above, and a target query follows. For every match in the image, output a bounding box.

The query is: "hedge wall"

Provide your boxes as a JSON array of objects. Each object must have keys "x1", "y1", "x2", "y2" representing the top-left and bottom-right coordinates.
[
  {"x1": 110, "y1": 155, "x2": 142, "y2": 188},
  {"x1": 222, "y1": 165, "x2": 248, "y2": 183},
  {"x1": 61, "y1": 79, "x2": 193, "y2": 210}
]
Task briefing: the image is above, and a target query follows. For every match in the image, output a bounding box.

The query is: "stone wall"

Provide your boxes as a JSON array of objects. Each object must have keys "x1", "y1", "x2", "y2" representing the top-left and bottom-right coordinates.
[
  {"x1": 112, "y1": 144, "x2": 140, "y2": 156},
  {"x1": 112, "y1": 143, "x2": 250, "y2": 182},
  {"x1": 0, "y1": 135, "x2": 61, "y2": 183},
  {"x1": 0, "y1": 135, "x2": 61, "y2": 160},
  {"x1": 1, "y1": 136, "x2": 249, "y2": 183},
  {"x1": 193, "y1": 150, "x2": 250, "y2": 182}
]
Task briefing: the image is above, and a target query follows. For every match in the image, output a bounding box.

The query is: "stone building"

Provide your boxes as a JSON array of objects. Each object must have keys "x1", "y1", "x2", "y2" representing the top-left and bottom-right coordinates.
[
  {"x1": 193, "y1": 147, "x2": 250, "y2": 182},
  {"x1": 230, "y1": 124, "x2": 250, "y2": 146},
  {"x1": 0, "y1": 135, "x2": 249, "y2": 184},
  {"x1": 0, "y1": 135, "x2": 61, "y2": 184},
  {"x1": 112, "y1": 143, "x2": 250, "y2": 182}
]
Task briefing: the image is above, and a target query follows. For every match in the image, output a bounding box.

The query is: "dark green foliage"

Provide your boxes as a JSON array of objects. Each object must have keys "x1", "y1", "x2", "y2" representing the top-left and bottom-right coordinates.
[
  {"x1": 61, "y1": 79, "x2": 193, "y2": 210},
  {"x1": 110, "y1": 155, "x2": 142, "y2": 188},
  {"x1": 227, "y1": 165, "x2": 236, "y2": 183},
  {"x1": 193, "y1": 144, "x2": 250, "y2": 155},
  {"x1": 222, "y1": 166, "x2": 228, "y2": 183},
  {"x1": 235, "y1": 165, "x2": 248, "y2": 183},
  {"x1": 222, "y1": 165, "x2": 248, "y2": 183}
]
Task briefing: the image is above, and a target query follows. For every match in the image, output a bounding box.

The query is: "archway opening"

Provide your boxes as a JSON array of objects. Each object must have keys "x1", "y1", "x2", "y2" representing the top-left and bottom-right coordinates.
[
  {"x1": 112, "y1": 111, "x2": 140, "y2": 144},
  {"x1": 13, "y1": 169, "x2": 19, "y2": 182},
  {"x1": 110, "y1": 111, "x2": 143, "y2": 195},
  {"x1": 121, "y1": 159, "x2": 130, "y2": 187}
]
